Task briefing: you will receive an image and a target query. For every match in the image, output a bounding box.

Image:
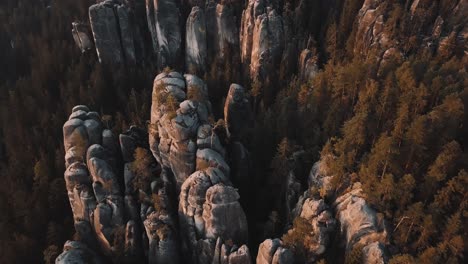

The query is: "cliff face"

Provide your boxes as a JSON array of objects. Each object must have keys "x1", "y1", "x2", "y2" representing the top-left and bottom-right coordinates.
[{"x1": 89, "y1": 0, "x2": 140, "y2": 64}]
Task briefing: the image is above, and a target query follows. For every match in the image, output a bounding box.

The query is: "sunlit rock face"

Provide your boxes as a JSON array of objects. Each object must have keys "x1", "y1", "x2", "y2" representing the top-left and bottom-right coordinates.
[
  {"x1": 89, "y1": 0, "x2": 138, "y2": 64},
  {"x1": 256, "y1": 238, "x2": 294, "y2": 264},
  {"x1": 145, "y1": 0, "x2": 182, "y2": 68},
  {"x1": 250, "y1": 8, "x2": 284, "y2": 81},
  {"x1": 309, "y1": 159, "x2": 388, "y2": 263},
  {"x1": 148, "y1": 71, "x2": 251, "y2": 263}
]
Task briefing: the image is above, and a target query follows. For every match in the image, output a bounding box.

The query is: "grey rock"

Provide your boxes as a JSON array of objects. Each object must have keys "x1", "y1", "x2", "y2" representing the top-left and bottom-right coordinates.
[
  {"x1": 203, "y1": 184, "x2": 248, "y2": 244},
  {"x1": 197, "y1": 124, "x2": 225, "y2": 157},
  {"x1": 89, "y1": 0, "x2": 136, "y2": 64},
  {"x1": 55, "y1": 240, "x2": 102, "y2": 264},
  {"x1": 250, "y1": 8, "x2": 284, "y2": 81},
  {"x1": 72, "y1": 22, "x2": 94, "y2": 53},
  {"x1": 145, "y1": 0, "x2": 182, "y2": 68},
  {"x1": 196, "y1": 149, "x2": 230, "y2": 176},
  {"x1": 186, "y1": 7, "x2": 207, "y2": 74},
  {"x1": 143, "y1": 211, "x2": 180, "y2": 264},
  {"x1": 334, "y1": 183, "x2": 387, "y2": 251}
]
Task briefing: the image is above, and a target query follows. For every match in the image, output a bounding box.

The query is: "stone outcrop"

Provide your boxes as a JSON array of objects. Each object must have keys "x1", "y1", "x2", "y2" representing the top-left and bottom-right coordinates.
[
  {"x1": 353, "y1": 0, "x2": 467, "y2": 62},
  {"x1": 62, "y1": 104, "x2": 182, "y2": 263},
  {"x1": 149, "y1": 72, "x2": 209, "y2": 189},
  {"x1": 146, "y1": 0, "x2": 182, "y2": 68},
  {"x1": 309, "y1": 160, "x2": 388, "y2": 263},
  {"x1": 89, "y1": 0, "x2": 138, "y2": 64},
  {"x1": 240, "y1": 0, "x2": 265, "y2": 68},
  {"x1": 334, "y1": 183, "x2": 387, "y2": 259},
  {"x1": 148, "y1": 71, "x2": 251, "y2": 263},
  {"x1": 55, "y1": 240, "x2": 102, "y2": 264},
  {"x1": 298, "y1": 49, "x2": 318, "y2": 81},
  {"x1": 287, "y1": 194, "x2": 337, "y2": 260},
  {"x1": 186, "y1": 7, "x2": 207, "y2": 74},
  {"x1": 256, "y1": 238, "x2": 294, "y2": 264},
  {"x1": 63, "y1": 106, "x2": 125, "y2": 257},
  {"x1": 72, "y1": 22, "x2": 94, "y2": 53},
  {"x1": 250, "y1": 7, "x2": 284, "y2": 81},
  {"x1": 205, "y1": 1, "x2": 239, "y2": 62}
]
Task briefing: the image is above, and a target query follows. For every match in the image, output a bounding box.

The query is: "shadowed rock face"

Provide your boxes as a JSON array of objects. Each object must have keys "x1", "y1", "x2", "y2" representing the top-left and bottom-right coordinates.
[
  {"x1": 223, "y1": 84, "x2": 251, "y2": 140},
  {"x1": 145, "y1": 0, "x2": 182, "y2": 68},
  {"x1": 186, "y1": 7, "x2": 207, "y2": 74},
  {"x1": 298, "y1": 49, "x2": 318, "y2": 81},
  {"x1": 89, "y1": 0, "x2": 137, "y2": 64},
  {"x1": 204, "y1": 1, "x2": 239, "y2": 64},
  {"x1": 72, "y1": 22, "x2": 94, "y2": 53}
]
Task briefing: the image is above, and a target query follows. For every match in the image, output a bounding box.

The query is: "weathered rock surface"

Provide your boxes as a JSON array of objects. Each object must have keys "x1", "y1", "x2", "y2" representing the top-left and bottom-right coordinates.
[
  {"x1": 55, "y1": 240, "x2": 102, "y2": 264},
  {"x1": 147, "y1": 71, "x2": 251, "y2": 263},
  {"x1": 60, "y1": 70, "x2": 254, "y2": 263},
  {"x1": 61, "y1": 105, "x2": 181, "y2": 262},
  {"x1": 298, "y1": 49, "x2": 318, "y2": 81},
  {"x1": 89, "y1": 0, "x2": 137, "y2": 64},
  {"x1": 334, "y1": 183, "x2": 387, "y2": 252},
  {"x1": 240, "y1": 0, "x2": 265, "y2": 68},
  {"x1": 309, "y1": 159, "x2": 388, "y2": 263},
  {"x1": 256, "y1": 238, "x2": 294, "y2": 264},
  {"x1": 72, "y1": 22, "x2": 94, "y2": 53},
  {"x1": 250, "y1": 7, "x2": 284, "y2": 81},
  {"x1": 186, "y1": 7, "x2": 207, "y2": 74},
  {"x1": 205, "y1": 2, "x2": 239, "y2": 63},
  {"x1": 146, "y1": 0, "x2": 182, "y2": 68}
]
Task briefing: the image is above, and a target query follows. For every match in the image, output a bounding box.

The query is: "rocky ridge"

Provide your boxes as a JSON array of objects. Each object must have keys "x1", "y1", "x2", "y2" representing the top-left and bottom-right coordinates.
[{"x1": 58, "y1": 72, "x2": 253, "y2": 263}]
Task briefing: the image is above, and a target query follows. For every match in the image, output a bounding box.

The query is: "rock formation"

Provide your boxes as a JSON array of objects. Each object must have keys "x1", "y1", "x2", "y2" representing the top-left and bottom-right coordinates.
[
  {"x1": 146, "y1": 0, "x2": 182, "y2": 68},
  {"x1": 89, "y1": 0, "x2": 138, "y2": 64},
  {"x1": 186, "y1": 7, "x2": 207, "y2": 74},
  {"x1": 256, "y1": 238, "x2": 294, "y2": 264},
  {"x1": 148, "y1": 71, "x2": 251, "y2": 263},
  {"x1": 250, "y1": 7, "x2": 284, "y2": 81},
  {"x1": 309, "y1": 159, "x2": 388, "y2": 263},
  {"x1": 298, "y1": 49, "x2": 318, "y2": 82},
  {"x1": 55, "y1": 240, "x2": 103, "y2": 264},
  {"x1": 72, "y1": 22, "x2": 94, "y2": 53},
  {"x1": 62, "y1": 104, "x2": 183, "y2": 263}
]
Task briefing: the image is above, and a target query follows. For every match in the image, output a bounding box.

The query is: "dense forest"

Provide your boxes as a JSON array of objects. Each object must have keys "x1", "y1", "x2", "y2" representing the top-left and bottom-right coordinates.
[{"x1": 0, "y1": 0, "x2": 467, "y2": 263}]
